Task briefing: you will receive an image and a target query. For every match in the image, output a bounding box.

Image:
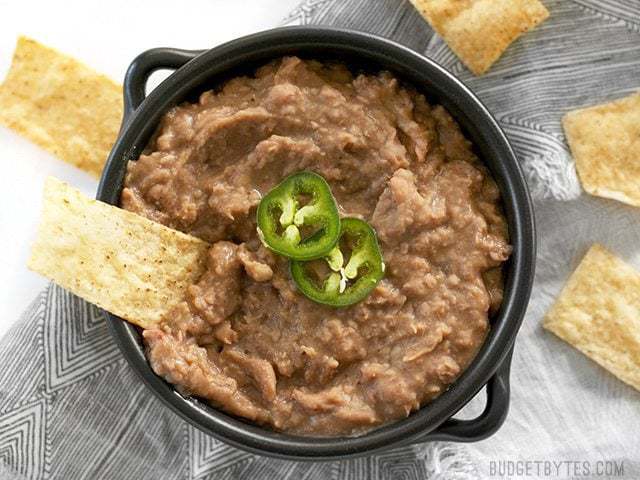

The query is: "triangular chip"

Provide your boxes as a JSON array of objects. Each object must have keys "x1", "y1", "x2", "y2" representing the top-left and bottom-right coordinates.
[
  {"x1": 0, "y1": 37, "x2": 123, "y2": 177},
  {"x1": 409, "y1": 0, "x2": 549, "y2": 75},
  {"x1": 544, "y1": 244, "x2": 640, "y2": 392},
  {"x1": 28, "y1": 177, "x2": 209, "y2": 329},
  {"x1": 563, "y1": 92, "x2": 640, "y2": 207}
]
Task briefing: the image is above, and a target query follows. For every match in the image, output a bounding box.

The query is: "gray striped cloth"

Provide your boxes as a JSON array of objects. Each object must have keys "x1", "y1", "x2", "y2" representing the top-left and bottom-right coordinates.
[{"x1": 1, "y1": 1, "x2": 639, "y2": 478}]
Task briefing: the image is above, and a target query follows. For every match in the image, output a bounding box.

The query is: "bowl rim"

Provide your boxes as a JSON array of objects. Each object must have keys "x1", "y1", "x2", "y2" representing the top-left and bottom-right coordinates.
[{"x1": 97, "y1": 25, "x2": 536, "y2": 460}]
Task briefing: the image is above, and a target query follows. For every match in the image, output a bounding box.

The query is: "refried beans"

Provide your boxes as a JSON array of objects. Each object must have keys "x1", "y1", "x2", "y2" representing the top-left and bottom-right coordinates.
[{"x1": 120, "y1": 57, "x2": 511, "y2": 436}]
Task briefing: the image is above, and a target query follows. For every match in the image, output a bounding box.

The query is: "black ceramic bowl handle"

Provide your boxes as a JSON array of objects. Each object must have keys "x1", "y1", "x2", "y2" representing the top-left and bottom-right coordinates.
[
  {"x1": 412, "y1": 349, "x2": 513, "y2": 444},
  {"x1": 123, "y1": 48, "x2": 204, "y2": 119}
]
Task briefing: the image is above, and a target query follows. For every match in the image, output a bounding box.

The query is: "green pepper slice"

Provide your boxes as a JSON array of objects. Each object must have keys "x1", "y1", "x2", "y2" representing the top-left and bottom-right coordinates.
[
  {"x1": 256, "y1": 171, "x2": 341, "y2": 261},
  {"x1": 290, "y1": 217, "x2": 385, "y2": 307}
]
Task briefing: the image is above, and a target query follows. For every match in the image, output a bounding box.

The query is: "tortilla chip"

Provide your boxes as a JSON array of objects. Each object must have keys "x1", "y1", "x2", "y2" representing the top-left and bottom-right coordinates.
[
  {"x1": 409, "y1": 0, "x2": 549, "y2": 75},
  {"x1": 543, "y1": 244, "x2": 640, "y2": 392},
  {"x1": 563, "y1": 92, "x2": 640, "y2": 207},
  {"x1": 0, "y1": 37, "x2": 123, "y2": 177},
  {"x1": 28, "y1": 177, "x2": 209, "y2": 329}
]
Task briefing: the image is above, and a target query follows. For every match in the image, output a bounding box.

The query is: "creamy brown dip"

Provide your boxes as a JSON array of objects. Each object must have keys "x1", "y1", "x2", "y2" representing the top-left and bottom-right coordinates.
[{"x1": 120, "y1": 57, "x2": 511, "y2": 436}]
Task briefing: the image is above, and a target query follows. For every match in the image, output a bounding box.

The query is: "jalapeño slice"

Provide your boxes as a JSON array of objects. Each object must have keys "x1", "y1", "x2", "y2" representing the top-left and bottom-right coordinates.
[
  {"x1": 290, "y1": 217, "x2": 385, "y2": 307},
  {"x1": 257, "y1": 171, "x2": 340, "y2": 261}
]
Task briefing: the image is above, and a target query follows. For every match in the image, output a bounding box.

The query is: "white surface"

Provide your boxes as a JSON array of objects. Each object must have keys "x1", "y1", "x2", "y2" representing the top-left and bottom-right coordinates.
[{"x1": 0, "y1": 0, "x2": 299, "y2": 337}]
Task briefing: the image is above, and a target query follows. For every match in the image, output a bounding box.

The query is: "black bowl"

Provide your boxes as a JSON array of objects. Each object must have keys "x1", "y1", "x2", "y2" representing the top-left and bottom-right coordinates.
[{"x1": 97, "y1": 26, "x2": 536, "y2": 461}]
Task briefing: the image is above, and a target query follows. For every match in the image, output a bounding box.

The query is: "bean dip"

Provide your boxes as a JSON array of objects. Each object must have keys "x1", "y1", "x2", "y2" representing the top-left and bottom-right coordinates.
[{"x1": 120, "y1": 57, "x2": 511, "y2": 436}]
